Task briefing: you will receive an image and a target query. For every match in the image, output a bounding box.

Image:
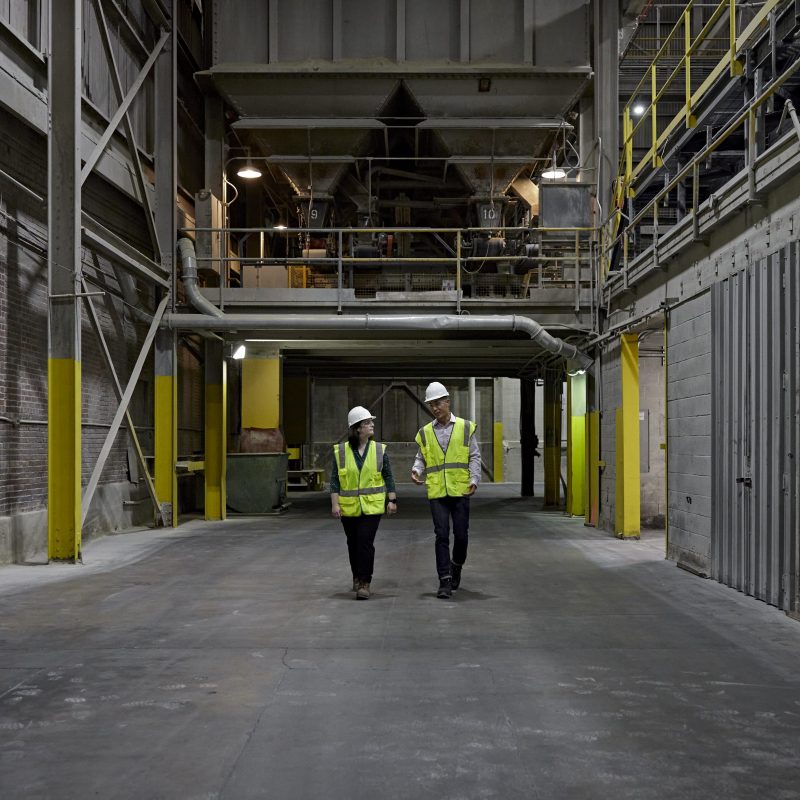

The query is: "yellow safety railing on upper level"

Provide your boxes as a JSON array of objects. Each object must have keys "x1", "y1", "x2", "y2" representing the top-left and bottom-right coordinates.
[
  {"x1": 620, "y1": 0, "x2": 782, "y2": 202},
  {"x1": 604, "y1": 0, "x2": 788, "y2": 280}
]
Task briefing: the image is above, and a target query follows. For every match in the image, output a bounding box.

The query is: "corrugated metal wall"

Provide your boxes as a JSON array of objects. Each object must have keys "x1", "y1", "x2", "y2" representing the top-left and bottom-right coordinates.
[
  {"x1": 712, "y1": 246, "x2": 800, "y2": 612},
  {"x1": 666, "y1": 292, "x2": 712, "y2": 573}
]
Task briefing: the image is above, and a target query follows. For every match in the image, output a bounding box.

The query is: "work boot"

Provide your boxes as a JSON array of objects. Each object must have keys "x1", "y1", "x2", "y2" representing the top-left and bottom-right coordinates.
[
  {"x1": 451, "y1": 563, "x2": 462, "y2": 590},
  {"x1": 356, "y1": 582, "x2": 371, "y2": 600},
  {"x1": 352, "y1": 577, "x2": 359, "y2": 592},
  {"x1": 437, "y1": 577, "x2": 452, "y2": 599}
]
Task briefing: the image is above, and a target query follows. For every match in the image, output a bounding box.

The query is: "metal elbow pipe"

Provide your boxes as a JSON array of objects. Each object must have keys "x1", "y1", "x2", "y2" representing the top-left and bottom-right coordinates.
[{"x1": 177, "y1": 237, "x2": 224, "y2": 318}]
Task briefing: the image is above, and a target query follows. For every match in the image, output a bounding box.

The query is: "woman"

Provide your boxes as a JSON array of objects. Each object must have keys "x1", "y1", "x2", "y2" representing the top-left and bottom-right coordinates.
[{"x1": 330, "y1": 405, "x2": 397, "y2": 599}]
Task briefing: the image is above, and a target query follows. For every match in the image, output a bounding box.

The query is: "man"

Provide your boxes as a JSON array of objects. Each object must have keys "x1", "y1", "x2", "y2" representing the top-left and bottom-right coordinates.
[{"x1": 411, "y1": 381, "x2": 481, "y2": 599}]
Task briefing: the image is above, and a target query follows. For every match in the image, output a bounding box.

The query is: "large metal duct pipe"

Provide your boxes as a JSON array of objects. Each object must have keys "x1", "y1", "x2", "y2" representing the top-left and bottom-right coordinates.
[
  {"x1": 177, "y1": 237, "x2": 224, "y2": 318},
  {"x1": 171, "y1": 239, "x2": 593, "y2": 372}
]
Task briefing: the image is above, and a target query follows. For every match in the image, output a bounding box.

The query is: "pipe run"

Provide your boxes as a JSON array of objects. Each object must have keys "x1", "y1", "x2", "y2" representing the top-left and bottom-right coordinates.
[
  {"x1": 172, "y1": 239, "x2": 593, "y2": 372},
  {"x1": 177, "y1": 237, "x2": 224, "y2": 318}
]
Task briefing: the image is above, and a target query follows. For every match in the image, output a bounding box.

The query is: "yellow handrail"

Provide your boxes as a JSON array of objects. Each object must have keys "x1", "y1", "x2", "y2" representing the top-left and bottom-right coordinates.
[{"x1": 619, "y1": 0, "x2": 782, "y2": 199}]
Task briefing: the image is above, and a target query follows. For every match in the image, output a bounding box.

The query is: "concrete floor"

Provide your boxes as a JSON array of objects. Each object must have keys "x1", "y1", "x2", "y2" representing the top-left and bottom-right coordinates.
[{"x1": 2, "y1": 485, "x2": 799, "y2": 800}]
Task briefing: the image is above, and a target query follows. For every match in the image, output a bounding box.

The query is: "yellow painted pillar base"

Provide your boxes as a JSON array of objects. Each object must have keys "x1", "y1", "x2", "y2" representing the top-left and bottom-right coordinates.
[
  {"x1": 48, "y1": 358, "x2": 81, "y2": 561},
  {"x1": 566, "y1": 374, "x2": 586, "y2": 517},
  {"x1": 615, "y1": 333, "x2": 641, "y2": 538},
  {"x1": 586, "y1": 410, "x2": 600, "y2": 526},
  {"x1": 493, "y1": 421, "x2": 504, "y2": 482},
  {"x1": 154, "y1": 330, "x2": 177, "y2": 526}
]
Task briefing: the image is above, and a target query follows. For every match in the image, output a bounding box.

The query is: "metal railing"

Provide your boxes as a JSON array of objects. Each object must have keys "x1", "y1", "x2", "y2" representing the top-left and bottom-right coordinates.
[
  {"x1": 619, "y1": 0, "x2": 783, "y2": 202},
  {"x1": 604, "y1": 0, "x2": 794, "y2": 281},
  {"x1": 180, "y1": 224, "x2": 599, "y2": 316}
]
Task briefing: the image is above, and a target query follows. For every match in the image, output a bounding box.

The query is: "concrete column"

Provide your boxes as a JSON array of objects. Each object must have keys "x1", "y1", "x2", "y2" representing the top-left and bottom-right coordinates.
[
  {"x1": 566, "y1": 373, "x2": 587, "y2": 516},
  {"x1": 615, "y1": 334, "x2": 641, "y2": 537},
  {"x1": 205, "y1": 340, "x2": 227, "y2": 520},
  {"x1": 544, "y1": 371, "x2": 563, "y2": 507},
  {"x1": 47, "y1": 0, "x2": 82, "y2": 561}
]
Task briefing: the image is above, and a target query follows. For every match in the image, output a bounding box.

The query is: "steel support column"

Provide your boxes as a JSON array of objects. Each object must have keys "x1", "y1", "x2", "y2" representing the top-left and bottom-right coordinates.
[
  {"x1": 586, "y1": 409, "x2": 600, "y2": 526},
  {"x1": 616, "y1": 334, "x2": 641, "y2": 537},
  {"x1": 204, "y1": 340, "x2": 227, "y2": 520},
  {"x1": 520, "y1": 377, "x2": 536, "y2": 497},
  {"x1": 566, "y1": 373, "x2": 587, "y2": 516},
  {"x1": 47, "y1": 0, "x2": 82, "y2": 561},
  {"x1": 153, "y1": 1, "x2": 177, "y2": 524},
  {"x1": 594, "y1": 0, "x2": 618, "y2": 219},
  {"x1": 154, "y1": 330, "x2": 177, "y2": 526},
  {"x1": 544, "y1": 371, "x2": 562, "y2": 507}
]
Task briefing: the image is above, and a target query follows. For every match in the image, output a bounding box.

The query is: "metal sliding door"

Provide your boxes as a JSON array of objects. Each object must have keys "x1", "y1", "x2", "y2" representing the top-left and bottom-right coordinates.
[{"x1": 712, "y1": 244, "x2": 799, "y2": 611}]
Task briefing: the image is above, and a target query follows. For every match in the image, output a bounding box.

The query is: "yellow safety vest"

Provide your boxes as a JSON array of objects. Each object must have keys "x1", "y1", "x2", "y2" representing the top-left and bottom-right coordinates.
[
  {"x1": 333, "y1": 440, "x2": 387, "y2": 516},
  {"x1": 415, "y1": 417, "x2": 476, "y2": 499}
]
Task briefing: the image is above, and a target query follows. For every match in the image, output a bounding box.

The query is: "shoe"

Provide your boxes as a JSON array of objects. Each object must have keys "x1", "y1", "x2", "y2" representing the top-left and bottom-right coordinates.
[
  {"x1": 451, "y1": 564, "x2": 462, "y2": 590},
  {"x1": 437, "y1": 578, "x2": 452, "y2": 599},
  {"x1": 352, "y1": 577, "x2": 359, "y2": 592},
  {"x1": 356, "y1": 582, "x2": 371, "y2": 600}
]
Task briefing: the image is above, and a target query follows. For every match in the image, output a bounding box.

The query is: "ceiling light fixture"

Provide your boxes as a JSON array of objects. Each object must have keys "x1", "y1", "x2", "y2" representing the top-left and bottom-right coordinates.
[
  {"x1": 541, "y1": 166, "x2": 567, "y2": 180},
  {"x1": 236, "y1": 163, "x2": 262, "y2": 179}
]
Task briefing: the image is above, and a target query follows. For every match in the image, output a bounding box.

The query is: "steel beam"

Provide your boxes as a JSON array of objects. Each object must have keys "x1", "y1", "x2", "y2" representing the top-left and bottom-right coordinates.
[
  {"x1": 81, "y1": 278, "x2": 164, "y2": 525},
  {"x1": 80, "y1": 29, "x2": 168, "y2": 185},
  {"x1": 82, "y1": 217, "x2": 170, "y2": 287},
  {"x1": 91, "y1": 0, "x2": 161, "y2": 257},
  {"x1": 47, "y1": 0, "x2": 82, "y2": 561},
  {"x1": 81, "y1": 296, "x2": 169, "y2": 526}
]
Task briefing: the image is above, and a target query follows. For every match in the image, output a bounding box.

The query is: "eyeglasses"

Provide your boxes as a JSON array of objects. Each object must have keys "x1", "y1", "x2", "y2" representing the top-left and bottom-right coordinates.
[{"x1": 428, "y1": 398, "x2": 449, "y2": 408}]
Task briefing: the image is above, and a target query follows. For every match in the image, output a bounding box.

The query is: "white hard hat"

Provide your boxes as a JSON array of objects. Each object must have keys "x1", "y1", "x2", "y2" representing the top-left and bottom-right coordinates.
[
  {"x1": 347, "y1": 406, "x2": 375, "y2": 427},
  {"x1": 424, "y1": 381, "x2": 449, "y2": 402}
]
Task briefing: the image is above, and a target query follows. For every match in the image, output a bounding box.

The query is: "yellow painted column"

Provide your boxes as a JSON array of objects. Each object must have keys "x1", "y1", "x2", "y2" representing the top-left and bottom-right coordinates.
[
  {"x1": 241, "y1": 351, "x2": 280, "y2": 429},
  {"x1": 205, "y1": 340, "x2": 227, "y2": 520},
  {"x1": 154, "y1": 329, "x2": 177, "y2": 526},
  {"x1": 615, "y1": 333, "x2": 641, "y2": 538},
  {"x1": 566, "y1": 373, "x2": 587, "y2": 516},
  {"x1": 47, "y1": 0, "x2": 82, "y2": 561},
  {"x1": 543, "y1": 371, "x2": 562, "y2": 507},
  {"x1": 493, "y1": 421, "x2": 504, "y2": 483},
  {"x1": 48, "y1": 359, "x2": 81, "y2": 560},
  {"x1": 586, "y1": 410, "x2": 601, "y2": 526}
]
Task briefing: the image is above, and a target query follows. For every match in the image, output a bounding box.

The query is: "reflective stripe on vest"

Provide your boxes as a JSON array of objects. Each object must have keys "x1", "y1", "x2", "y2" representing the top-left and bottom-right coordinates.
[
  {"x1": 414, "y1": 417, "x2": 476, "y2": 499},
  {"x1": 333, "y1": 440, "x2": 386, "y2": 516}
]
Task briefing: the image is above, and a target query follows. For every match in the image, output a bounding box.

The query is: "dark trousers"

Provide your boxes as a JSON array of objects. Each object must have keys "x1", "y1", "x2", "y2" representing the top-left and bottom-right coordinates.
[
  {"x1": 341, "y1": 514, "x2": 381, "y2": 583},
  {"x1": 429, "y1": 495, "x2": 470, "y2": 579}
]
